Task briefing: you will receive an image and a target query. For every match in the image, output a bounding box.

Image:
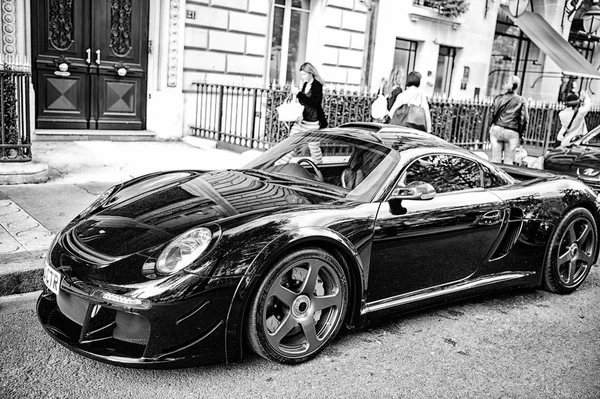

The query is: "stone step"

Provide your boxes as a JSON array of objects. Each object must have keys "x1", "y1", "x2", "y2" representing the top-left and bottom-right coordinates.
[{"x1": 34, "y1": 129, "x2": 156, "y2": 142}]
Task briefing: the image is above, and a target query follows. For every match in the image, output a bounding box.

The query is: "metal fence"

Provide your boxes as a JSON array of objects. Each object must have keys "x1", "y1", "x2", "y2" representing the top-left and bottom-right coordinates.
[
  {"x1": 0, "y1": 62, "x2": 32, "y2": 162},
  {"x1": 190, "y1": 82, "x2": 600, "y2": 152}
]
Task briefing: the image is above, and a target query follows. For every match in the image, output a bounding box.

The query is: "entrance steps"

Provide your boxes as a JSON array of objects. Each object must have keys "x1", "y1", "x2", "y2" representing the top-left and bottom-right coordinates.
[{"x1": 33, "y1": 129, "x2": 156, "y2": 142}]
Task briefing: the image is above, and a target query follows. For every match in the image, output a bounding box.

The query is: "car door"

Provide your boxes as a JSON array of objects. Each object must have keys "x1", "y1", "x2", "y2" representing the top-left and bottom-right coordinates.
[{"x1": 368, "y1": 154, "x2": 507, "y2": 303}]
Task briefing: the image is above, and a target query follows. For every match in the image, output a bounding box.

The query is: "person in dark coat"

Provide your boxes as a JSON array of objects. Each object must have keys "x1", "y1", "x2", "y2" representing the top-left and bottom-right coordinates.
[
  {"x1": 489, "y1": 75, "x2": 529, "y2": 164},
  {"x1": 291, "y1": 62, "x2": 328, "y2": 132}
]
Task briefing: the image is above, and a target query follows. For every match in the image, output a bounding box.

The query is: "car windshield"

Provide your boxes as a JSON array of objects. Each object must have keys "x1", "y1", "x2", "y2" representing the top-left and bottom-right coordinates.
[{"x1": 243, "y1": 130, "x2": 400, "y2": 201}]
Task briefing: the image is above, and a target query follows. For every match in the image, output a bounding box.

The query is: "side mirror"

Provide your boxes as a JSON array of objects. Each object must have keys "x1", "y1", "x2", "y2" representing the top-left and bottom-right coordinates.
[{"x1": 390, "y1": 181, "x2": 436, "y2": 201}]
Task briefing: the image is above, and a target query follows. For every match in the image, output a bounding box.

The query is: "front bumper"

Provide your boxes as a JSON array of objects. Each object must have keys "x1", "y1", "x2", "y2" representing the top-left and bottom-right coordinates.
[{"x1": 36, "y1": 274, "x2": 243, "y2": 368}]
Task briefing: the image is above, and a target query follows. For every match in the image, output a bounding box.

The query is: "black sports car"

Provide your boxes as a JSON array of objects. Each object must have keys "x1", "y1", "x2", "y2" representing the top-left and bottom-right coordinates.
[
  {"x1": 544, "y1": 125, "x2": 600, "y2": 191},
  {"x1": 38, "y1": 123, "x2": 600, "y2": 368}
]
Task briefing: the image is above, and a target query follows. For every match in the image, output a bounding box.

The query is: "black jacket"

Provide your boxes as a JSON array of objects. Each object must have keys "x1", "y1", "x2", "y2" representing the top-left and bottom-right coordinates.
[
  {"x1": 491, "y1": 91, "x2": 529, "y2": 136},
  {"x1": 297, "y1": 80, "x2": 328, "y2": 128}
]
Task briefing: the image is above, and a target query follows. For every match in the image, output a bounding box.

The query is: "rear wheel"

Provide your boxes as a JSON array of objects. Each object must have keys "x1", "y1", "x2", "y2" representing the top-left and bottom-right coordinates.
[
  {"x1": 543, "y1": 208, "x2": 598, "y2": 294},
  {"x1": 246, "y1": 248, "x2": 348, "y2": 364}
]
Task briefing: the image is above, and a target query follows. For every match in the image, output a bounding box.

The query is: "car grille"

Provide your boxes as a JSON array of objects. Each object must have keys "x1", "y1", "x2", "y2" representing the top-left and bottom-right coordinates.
[{"x1": 55, "y1": 288, "x2": 150, "y2": 346}]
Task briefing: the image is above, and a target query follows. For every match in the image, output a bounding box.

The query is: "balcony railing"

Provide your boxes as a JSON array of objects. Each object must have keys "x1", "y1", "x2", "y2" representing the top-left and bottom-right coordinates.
[
  {"x1": 190, "y1": 82, "x2": 597, "y2": 153},
  {"x1": 0, "y1": 63, "x2": 32, "y2": 162}
]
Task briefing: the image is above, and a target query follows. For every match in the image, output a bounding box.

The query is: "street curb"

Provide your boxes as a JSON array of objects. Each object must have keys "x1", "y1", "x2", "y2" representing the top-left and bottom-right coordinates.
[
  {"x1": 0, "y1": 266, "x2": 44, "y2": 296},
  {"x1": 0, "y1": 290, "x2": 41, "y2": 314}
]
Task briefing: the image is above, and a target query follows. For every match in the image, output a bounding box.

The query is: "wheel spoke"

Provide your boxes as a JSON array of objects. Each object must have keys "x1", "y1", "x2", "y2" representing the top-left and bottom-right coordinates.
[
  {"x1": 271, "y1": 283, "x2": 297, "y2": 307},
  {"x1": 558, "y1": 250, "x2": 571, "y2": 267},
  {"x1": 567, "y1": 225, "x2": 577, "y2": 244},
  {"x1": 579, "y1": 251, "x2": 592, "y2": 265},
  {"x1": 313, "y1": 292, "x2": 340, "y2": 312},
  {"x1": 267, "y1": 313, "x2": 297, "y2": 348},
  {"x1": 301, "y1": 261, "x2": 321, "y2": 296},
  {"x1": 300, "y1": 317, "x2": 320, "y2": 351},
  {"x1": 576, "y1": 223, "x2": 591, "y2": 247},
  {"x1": 565, "y1": 260, "x2": 576, "y2": 285}
]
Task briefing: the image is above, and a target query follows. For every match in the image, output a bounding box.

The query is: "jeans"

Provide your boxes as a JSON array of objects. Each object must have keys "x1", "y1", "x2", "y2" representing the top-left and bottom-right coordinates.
[{"x1": 489, "y1": 125, "x2": 520, "y2": 165}]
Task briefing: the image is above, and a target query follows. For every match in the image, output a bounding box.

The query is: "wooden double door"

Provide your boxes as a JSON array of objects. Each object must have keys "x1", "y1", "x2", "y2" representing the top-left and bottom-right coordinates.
[{"x1": 32, "y1": 0, "x2": 149, "y2": 130}]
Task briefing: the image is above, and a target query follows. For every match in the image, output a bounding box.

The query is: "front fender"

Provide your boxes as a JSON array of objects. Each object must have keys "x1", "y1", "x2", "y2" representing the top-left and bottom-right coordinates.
[{"x1": 222, "y1": 226, "x2": 369, "y2": 363}]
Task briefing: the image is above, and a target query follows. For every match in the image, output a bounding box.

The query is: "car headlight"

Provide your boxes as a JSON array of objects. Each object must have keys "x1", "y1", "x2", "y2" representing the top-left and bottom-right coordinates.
[
  {"x1": 155, "y1": 227, "x2": 213, "y2": 275},
  {"x1": 79, "y1": 185, "x2": 119, "y2": 217}
]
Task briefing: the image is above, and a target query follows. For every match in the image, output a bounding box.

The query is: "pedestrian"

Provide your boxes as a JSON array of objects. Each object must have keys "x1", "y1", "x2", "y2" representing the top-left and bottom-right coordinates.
[
  {"x1": 489, "y1": 75, "x2": 529, "y2": 164},
  {"x1": 388, "y1": 71, "x2": 432, "y2": 133},
  {"x1": 556, "y1": 91, "x2": 590, "y2": 147},
  {"x1": 277, "y1": 62, "x2": 327, "y2": 165},
  {"x1": 290, "y1": 62, "x2": 328, "y2": 132},
  {"x1": 382, "y1": 66, "x2": 405, "y2": 111}
]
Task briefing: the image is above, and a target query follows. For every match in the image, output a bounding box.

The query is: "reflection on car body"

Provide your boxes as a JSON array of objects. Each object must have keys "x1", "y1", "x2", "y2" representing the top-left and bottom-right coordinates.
[
  {"x1": 545, "y1": 125, "x2": 600, "y2": 191},
  {"x1": 37, "y1": 122, "x2": 600, "y2": 368}
]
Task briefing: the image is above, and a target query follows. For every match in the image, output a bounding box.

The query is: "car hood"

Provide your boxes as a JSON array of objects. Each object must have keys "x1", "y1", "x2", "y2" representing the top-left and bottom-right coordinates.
[{"x1": 70, "y1": 170, "x2": 343, "y2": 258}]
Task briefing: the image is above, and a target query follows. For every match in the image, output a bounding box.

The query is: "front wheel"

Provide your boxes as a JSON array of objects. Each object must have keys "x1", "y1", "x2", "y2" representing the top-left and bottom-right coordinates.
[
  {"x1": 246, "y1": 248, "x2": 348, "y2": 364},
  {"x1": 542, "y1": 207, "x2": 598, "y2": 294}
]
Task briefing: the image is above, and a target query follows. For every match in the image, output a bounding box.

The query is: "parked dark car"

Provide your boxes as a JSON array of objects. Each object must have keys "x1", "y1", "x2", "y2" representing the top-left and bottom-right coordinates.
[
  {"x1": 38, "y1": 123, "x2": 600, "y2": 368},
  {"x1": 544, "y1": 125, "x2": 600, "y2": 191}
]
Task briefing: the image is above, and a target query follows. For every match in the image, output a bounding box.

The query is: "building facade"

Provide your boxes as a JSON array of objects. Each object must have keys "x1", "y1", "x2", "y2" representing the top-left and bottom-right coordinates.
[{"x1": 1, "y1": 0, "x2": 598, "y2": 140}]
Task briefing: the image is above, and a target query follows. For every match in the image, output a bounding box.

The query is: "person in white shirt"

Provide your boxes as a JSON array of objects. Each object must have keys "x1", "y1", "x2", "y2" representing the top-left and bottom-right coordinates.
[
  {"x1": 557, "y1": 91, "x2": 590, "y2": 146},
  {"x1": 387, "y1": 71, "x2": 432, "y2": 133}
]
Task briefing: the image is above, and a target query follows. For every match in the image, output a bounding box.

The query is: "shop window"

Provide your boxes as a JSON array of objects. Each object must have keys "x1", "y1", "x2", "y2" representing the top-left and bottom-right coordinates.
[
  {"x1": 393, "y1": 38, "x2": 418, "y2": 75},
  {"x1": 269, "y1": 0, "x2": 311, "y2": 85}
]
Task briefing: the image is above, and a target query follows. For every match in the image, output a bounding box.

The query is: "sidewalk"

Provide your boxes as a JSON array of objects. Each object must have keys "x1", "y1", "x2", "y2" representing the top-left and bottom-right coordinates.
[{"x1": 0, "y1": 138, "x2": 253, "y2": 296}]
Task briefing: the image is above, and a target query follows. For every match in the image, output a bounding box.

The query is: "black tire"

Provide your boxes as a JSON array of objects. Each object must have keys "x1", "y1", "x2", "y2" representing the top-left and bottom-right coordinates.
[
  {"x1": 246, "y1": 247, "x2": 348, "y2": 364},
  {"x1": 542, "y1": 207, "x2": 598, "y2": 294}
]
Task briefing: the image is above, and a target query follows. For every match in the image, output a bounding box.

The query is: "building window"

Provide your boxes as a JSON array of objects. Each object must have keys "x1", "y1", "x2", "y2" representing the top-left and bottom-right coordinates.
[
  {"x1": 270, "y1": 0, "x2": 311, "y2": 85},
  {"x1": 487, "y1": 12, "x2": 541, "y2": 98},
  {"x1": 434, "y1": 46, "x2": 456, "y2": 96},
  {"x1": 562, "y1": 17, "x2": 598, "y2": 101},
  {"x1": 393, "y1": 39, "x2": 418, "y2": 75}
]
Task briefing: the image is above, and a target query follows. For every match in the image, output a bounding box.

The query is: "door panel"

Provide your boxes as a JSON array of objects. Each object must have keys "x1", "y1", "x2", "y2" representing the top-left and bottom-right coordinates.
[
  {"x1": 32, "y1": 0, "x2": 91, "y2": 129},
  {"x1": 93, "y1": 0, "x2": 148, "y2": 130},
  {"x1": 32, "y1": 0, "x2": 148, "y2": 130},
  {"x1": 368, "y1": 190, "x2": 506, "y2": 303}
]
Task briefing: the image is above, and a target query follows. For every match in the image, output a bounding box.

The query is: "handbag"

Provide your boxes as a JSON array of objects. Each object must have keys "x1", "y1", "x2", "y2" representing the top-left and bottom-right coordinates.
[
  {"x1": 514, "y1": 146, "x2": 528, "y2": 166},
  {"x1": 371, "y1": 94, "x2": 388, "y2": 119},
  {"x1": 277, "y1": 96, "x2": 304, "y2": 122},
  {"x1": 391, "y1": 103, "x2": 427, "y2": 132}
]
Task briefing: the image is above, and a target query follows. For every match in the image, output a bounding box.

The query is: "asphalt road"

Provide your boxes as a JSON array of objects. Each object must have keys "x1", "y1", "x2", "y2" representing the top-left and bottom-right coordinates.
[{"x1": 1, "y1": 270, "x2": 599, "y2": 399}]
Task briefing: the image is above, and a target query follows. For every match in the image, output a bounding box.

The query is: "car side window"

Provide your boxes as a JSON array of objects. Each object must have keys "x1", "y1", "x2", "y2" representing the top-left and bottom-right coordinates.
[
  {"x1": 482, "y1": 164, "x2": 509, "y2": 188},
  {"x1": 404, "y1": 154, "x2": 482, "y2": 193}
]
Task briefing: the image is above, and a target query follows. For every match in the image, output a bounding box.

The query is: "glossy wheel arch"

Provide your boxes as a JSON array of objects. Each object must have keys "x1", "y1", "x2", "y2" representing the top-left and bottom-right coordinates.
[
  {"x1": 245, "y1": 247, "x2": 348, "y2": 364},
  {"x1": 542, "y1": 207, "x2": 598, "y2": 294}
]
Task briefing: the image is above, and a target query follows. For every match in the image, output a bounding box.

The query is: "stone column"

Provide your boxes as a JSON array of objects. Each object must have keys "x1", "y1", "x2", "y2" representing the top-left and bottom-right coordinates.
[{"x1": 146, "y1": 0, "x2": 187, "y2": 140}]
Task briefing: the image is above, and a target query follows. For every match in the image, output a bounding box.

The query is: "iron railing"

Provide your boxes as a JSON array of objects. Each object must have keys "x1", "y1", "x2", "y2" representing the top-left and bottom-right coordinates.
[
  {"x1": 0, "y1": 63, "x2": 32, "y2": 162},
  {"x1": 190, "y1": 82, "x2": 600, "y2": 152}
]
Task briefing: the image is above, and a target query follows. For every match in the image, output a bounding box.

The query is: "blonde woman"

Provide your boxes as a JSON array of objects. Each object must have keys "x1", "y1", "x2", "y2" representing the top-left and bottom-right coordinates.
[
  {"x1": 291, "y1": 62, "x2": 328, "y2": 132},
  {"x1": 382, "y1": 65, "x2": 405, "y2": 111},
  {"x1": 280, "y1": 62, "x2": 327, "y2": 164}
]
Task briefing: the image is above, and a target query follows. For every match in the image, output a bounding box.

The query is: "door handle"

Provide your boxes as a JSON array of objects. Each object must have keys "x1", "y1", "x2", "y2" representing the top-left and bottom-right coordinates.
[
  {"x1": 480, "y1": 210, "x2": 502, "y2": 225},
  {"x1": 95, "y1": 49, "x2": 101, "y2": 65},
  {"x1": 86, "y1": 48, "x2": 91, "y2": 64}
]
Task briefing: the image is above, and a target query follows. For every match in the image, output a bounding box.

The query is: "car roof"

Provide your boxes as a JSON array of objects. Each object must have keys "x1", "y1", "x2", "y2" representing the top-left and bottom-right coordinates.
[{"x1": 330, "y1": 122, "x2": 465, "y2": 153}]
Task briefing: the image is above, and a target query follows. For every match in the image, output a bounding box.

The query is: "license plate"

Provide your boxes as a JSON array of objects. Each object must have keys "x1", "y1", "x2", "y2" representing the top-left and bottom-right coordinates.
[{"x1": 43, "y1": 263, "x2": 62, "y2": 295}]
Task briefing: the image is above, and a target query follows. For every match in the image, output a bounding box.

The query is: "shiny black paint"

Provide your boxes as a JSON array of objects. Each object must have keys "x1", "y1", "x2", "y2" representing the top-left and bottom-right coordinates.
[
  {"x1": 544, "y1": 141, "x2": 600, "y2": 190},
  {"x1": 37, "y1": 125, "x2": 600, "y2": 368}
]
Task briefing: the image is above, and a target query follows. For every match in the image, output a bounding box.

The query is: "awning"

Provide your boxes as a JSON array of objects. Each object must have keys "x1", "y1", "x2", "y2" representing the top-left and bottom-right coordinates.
[{"x1": 501, "y1": 6, "x2": 600, "y2": 79}]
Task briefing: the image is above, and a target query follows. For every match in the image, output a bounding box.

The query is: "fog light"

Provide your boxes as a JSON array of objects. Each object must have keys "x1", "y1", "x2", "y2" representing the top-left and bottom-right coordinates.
[{"x1": 101, "y1": 292, "x2": 151, "y2": 309}]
